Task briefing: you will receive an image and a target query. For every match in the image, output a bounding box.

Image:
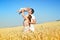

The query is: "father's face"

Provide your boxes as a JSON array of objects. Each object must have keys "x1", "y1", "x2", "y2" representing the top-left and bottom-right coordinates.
[{"x1": 28, "y1": 9, "x2": 32, "y2": 15}]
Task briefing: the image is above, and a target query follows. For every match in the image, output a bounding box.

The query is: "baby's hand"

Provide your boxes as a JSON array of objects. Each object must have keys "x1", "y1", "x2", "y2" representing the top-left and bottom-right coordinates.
[{"x1": 21, "y1": 9, "x2": 25, "y2": 13}]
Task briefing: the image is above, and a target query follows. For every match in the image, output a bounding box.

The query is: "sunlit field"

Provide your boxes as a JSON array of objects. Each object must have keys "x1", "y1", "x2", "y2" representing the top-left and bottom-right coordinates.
[{"x1": 0, "y1": 21, "x2": 60, "y2": 40}]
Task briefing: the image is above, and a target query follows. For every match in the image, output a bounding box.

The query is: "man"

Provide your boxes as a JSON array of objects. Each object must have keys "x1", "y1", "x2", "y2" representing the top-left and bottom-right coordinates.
[
  {"x1": 27, "y1": 8, "x2": 36, "y2": 32},
  {"x1": 18, "y1": 8, "x2": 36, "y2": 32}
]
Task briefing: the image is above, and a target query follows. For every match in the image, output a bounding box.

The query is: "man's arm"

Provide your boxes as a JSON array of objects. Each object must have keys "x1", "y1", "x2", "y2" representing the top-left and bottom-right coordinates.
[{"x1": 29, "y1": 19, "x2": 36, "y2": 24}]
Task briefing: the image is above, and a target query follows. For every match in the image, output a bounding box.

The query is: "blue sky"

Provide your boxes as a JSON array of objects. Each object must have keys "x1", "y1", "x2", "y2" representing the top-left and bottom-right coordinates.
[{"x1": 0, "y1": 0, "x2": 60, "y2": 28}]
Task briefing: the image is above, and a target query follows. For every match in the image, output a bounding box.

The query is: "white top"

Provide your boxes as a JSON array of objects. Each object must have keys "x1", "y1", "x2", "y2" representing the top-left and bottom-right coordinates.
[{"x1": 31, "y1": 14, "x2": 35, "y2": 20}]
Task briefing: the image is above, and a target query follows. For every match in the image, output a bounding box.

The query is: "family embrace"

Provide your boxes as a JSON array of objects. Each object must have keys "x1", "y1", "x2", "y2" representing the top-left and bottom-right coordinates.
[{"x1": 18, "y1": 8, "x2": 36, "y2": 32}]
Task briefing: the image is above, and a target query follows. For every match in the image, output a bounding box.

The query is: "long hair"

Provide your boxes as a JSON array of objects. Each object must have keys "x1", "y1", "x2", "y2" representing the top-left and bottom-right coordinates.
[{"x1": 28, "y1": 15, "x2": 32, "y2": 26}]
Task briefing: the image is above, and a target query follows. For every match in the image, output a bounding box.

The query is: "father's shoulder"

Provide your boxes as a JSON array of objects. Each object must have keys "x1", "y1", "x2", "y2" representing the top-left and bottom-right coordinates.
[
  {"x1": 31, "y1": 14, "x2": 35, "y2": 17},
  {"x1": 31, "y1": 14, "x2": 36, "y2": 19}
]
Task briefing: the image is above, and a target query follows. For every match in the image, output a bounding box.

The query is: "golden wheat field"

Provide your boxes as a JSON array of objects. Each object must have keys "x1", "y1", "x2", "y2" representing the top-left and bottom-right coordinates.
[{"x1": 0, "y1": 21, "x2": 60, "y2": 40}]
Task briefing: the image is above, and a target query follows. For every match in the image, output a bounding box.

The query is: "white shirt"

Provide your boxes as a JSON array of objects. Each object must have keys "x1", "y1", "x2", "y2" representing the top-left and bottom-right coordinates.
[{"x1": 31, "y1": 14, "x2": 35, "y2": 20}]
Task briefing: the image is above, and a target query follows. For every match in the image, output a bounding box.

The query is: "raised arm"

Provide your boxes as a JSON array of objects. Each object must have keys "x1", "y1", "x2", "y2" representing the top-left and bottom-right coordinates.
[{"x1": 21, "y1": 9, "x2": 28, "y2": 20}]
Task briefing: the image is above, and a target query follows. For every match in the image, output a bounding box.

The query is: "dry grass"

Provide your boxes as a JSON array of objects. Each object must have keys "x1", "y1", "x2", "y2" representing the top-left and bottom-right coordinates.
[{"x1": 0, "y1": 21, "x2": 60, "y2": 40}]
